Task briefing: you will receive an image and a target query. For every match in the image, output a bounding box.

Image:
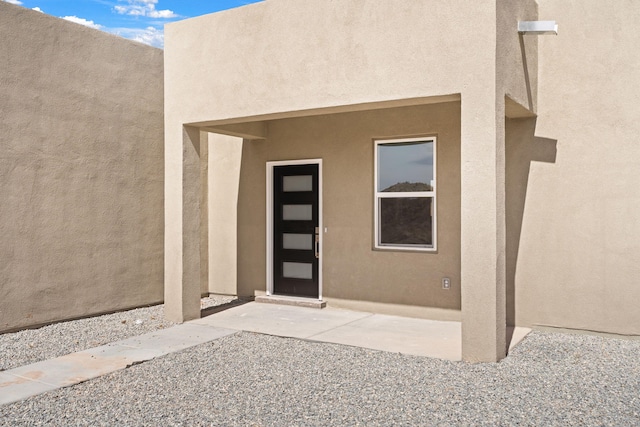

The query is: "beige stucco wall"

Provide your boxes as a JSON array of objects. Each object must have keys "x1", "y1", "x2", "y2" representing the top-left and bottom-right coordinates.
[
  {"x1": 497, "y1": 0, "x2": 538, "y2": 114},
  {"x1": 237, "y1": 103, "x2": 461, "y2": 313},
  {"x1": 511, "y1": 0, "x2": 640, "y2": 335},
  {"x1": 0, "y1": 3, "x2": 164, "y2": 332},
  {"x1": 165, "y1": 0, "x2": 499, "y2": 125}
]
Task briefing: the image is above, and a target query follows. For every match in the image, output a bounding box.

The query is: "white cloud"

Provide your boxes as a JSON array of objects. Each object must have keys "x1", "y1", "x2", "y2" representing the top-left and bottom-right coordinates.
[
  {"x1": 62, "y1": 16, "x2": 103, "y2": 30},
  {"x1": 3, "y1": 0, "x2": 168, "y2": 49},
  {"x1": 114, "y1": 0, "x2": 176, "y2": 19},
  {"x1": 148, "y1": 9, "x2": 174, "y2": 18},
  {"x1": 112, "y1": 26, "x2": 164, "y2": 48}
]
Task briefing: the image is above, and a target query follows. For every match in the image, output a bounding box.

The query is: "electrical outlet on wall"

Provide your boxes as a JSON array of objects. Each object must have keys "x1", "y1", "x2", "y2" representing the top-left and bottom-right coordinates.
[{"x1": 442, "y1": 277, "x2": 451, "y2": 290}]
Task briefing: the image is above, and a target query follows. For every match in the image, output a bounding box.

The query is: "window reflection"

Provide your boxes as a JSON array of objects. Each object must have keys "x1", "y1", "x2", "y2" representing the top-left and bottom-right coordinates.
[
  {"x1": 378, "y1": 141, "x2": 434, "y2": 192},
  {"x1": 379, "y1": 197, "x2": 433, "y2": 246}
]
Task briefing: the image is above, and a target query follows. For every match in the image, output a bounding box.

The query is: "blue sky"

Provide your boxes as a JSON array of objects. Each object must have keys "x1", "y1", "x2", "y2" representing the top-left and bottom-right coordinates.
[{"x1": 2, "y1": 0, "x2": 263, "y2": 48}]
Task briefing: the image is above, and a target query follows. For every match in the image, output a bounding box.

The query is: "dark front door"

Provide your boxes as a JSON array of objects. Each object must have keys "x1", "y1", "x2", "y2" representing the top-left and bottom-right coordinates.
[{"x1": 273, "y1": 164, "x2": 319, "y2": 298}]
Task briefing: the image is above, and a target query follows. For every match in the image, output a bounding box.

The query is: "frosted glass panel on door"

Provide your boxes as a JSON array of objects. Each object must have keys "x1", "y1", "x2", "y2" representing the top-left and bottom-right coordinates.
[
  {"x1": 282, "y1": 262, "x2": 313, "y2": 279},
  {"x1": 283, "y1": 175, "x2": 313, "y2": 192},
  {"x1": 283, "y1": 204, "x2": 312, "y2": 221},
  {"x1": 283, "y1": 233, "x2": 313, "y2": 250}
]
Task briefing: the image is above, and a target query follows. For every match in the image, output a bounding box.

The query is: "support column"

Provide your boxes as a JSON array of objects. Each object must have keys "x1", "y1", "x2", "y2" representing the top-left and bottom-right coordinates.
[
  {"x1": 200, "y1": 132, "x2": 209, "y2": 296},
  {"x1": 165, "y1": 125, "x2": 202, "y2": 322},
  {"x1": 207, "y1": 133, "x2": 243, "y2": 296},
  {"x1": 460, "y1": 93, "x2": 507, "y2": 363}
]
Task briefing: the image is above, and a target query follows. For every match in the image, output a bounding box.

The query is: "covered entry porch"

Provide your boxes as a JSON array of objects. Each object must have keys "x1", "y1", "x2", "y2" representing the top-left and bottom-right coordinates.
[{"x1": 165, "y1": 93, "x2": 523, "y2": 363}]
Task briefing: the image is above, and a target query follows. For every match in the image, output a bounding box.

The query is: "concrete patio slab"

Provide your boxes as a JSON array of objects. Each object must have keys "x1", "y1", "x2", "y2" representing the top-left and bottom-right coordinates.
[
  {"x1": 194, "y1": 303, "x2": 531, "y2": 361},
  {"x1": 192, "y1": 302, "x2": 371, "y2": 339},
  {"x1": 310, "y1": 314, "x2": 463, "y2": 361}
]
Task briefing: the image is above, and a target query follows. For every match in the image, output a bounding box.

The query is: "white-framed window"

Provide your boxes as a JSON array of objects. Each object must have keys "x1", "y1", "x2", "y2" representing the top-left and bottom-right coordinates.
[{"x1": 374, "y1": 137, "x2": 436, "y2": 251}]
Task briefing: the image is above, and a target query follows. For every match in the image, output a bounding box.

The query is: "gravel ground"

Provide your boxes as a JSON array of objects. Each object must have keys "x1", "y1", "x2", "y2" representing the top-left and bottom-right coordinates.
[
  {"x1": 0, "y1": 296, "x2": 236, "y2": 371},
  {"x1": 1, "y1": 315, "x2": 639, "y2": 426}
]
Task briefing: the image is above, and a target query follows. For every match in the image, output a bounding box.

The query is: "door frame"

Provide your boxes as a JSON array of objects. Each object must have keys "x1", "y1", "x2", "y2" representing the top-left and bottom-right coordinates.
[{"x1": 266, "y1": 158, "x2": 323, "y2": 300}]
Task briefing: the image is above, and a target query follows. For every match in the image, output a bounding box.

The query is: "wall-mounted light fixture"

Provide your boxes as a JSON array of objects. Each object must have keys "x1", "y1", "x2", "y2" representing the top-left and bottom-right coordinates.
[{"x1": 518, "y1": 21, "x2": 558, "y2": 35}]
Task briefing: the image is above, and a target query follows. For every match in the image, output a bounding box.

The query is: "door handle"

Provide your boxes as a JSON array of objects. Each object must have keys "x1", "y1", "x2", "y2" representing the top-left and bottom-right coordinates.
[{"x1": 314, "y1": 227, "x2": 320, "y2": 259}]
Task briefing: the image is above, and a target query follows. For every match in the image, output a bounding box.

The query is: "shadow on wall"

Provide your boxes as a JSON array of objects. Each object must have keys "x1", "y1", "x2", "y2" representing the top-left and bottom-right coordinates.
[
  {"x1": 506, "y1": 117, "x2": 557, "y2": 327},
  {"x1": 519, "y1": 34, "x2": 535, "y2": 113}
]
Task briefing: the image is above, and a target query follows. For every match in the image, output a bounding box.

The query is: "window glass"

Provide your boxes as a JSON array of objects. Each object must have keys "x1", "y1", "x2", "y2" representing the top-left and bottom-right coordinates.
[
  {"x1": 379, "y1": 197, "x2": 433, "y2": 246},
  {"x1": 377, "y1": 141, "x2": 434, "y2": 192}
]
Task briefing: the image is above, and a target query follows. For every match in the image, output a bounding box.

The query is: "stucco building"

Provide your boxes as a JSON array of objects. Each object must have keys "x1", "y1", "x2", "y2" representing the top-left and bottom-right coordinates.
[
  {"x1": 2, "y1": 0, "x2": 639, "y2": 363},
  {"x1": 164, "y1": 0, "x2": 640, "y2": 362}
]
